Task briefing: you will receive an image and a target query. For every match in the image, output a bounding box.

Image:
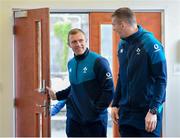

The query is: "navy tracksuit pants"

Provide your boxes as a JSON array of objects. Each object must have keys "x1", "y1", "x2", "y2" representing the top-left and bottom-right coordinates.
[
  {"x1": 119, "y1": 124, "x2": 159, "y2": 137},
  {"x1": 66, "y1": 118, "x2": 107, "y2": 137}
]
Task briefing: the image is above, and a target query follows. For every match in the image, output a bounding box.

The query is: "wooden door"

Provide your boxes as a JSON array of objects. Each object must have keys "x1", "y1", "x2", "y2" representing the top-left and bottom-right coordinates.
[
  {"x1": 14, "y1": 8, "x2": 50, "y2": 137},
  {"x1": 89, "y1": 11, "x2": 162, "y2": 137}
]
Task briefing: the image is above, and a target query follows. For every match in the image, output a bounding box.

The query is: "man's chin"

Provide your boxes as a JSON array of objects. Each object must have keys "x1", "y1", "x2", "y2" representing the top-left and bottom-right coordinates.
[
  {"x1": 76, "y1": 50, "x2": 85, "y2": 55},
  {"x1": 75, "y1": 52, "x2": 83, "y2": 56}
]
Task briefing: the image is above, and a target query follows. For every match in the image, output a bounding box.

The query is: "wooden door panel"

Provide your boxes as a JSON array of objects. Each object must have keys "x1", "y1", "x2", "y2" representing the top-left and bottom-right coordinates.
[
  {"x1": 14, "y1": 8, "x2": 50, "y2": 137},
  {"x1": 135, "y1": 12, "x2": 161, "y2": 41},
  {"x1": 89, "y1": 11, "x2": 161, "y2": 137},
  {"x1": 89, "y1": 13, "x2": 119, "y2": 84}
]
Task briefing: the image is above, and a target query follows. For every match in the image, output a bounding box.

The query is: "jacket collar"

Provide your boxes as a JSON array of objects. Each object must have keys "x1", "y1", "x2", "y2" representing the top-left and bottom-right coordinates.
[
  {"x1": 74, "y1": 48, "x2": 89, "y2": 61},
  {"x1": 122, "y1": 25, "x2": 143, "y2": 43}
]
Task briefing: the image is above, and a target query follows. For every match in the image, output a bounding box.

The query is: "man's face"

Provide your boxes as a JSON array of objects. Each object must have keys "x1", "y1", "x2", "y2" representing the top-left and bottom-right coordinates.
[
  {"x1": 112, "y1": 17, "x2": 126, "y2": 38},
  {"x1": 68, "y1": 32, "x2": 87, "y2": 56}
]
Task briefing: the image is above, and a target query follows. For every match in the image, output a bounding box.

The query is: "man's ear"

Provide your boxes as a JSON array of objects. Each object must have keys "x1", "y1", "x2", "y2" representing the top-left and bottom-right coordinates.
[{"x1": 121, "y1": 21, "x2": 126, "y2": 29}]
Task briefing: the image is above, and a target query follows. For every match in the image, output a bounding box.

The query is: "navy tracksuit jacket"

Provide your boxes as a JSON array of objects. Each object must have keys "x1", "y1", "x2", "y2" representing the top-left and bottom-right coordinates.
[
  {"x1": 112, "y1": 25, "x2": 167, "y2": 136},
  {"x1": 56, "y1": 49, "x2": 114, "y2": 135}
]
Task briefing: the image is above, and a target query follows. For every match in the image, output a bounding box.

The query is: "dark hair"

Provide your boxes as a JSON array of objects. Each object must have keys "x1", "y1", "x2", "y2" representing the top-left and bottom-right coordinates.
[
  {"x1": 112, "y1": 7, "x2": 136, "y2": 26},
  {"x1": 68, "y1": 28, "x2": 86, "y2": 44}
]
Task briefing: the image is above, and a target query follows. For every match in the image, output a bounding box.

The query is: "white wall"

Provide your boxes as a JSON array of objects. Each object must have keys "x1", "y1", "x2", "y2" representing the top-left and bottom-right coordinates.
[
  {"x1": 0, "y1": 0, "x2": 14, "y2": 136},
  {"x1": 0, "y1": 2, "x2": 2, "y2": 134},
  {"x1": 164, "y1": 2, "x2": 180, "y2": 135},
  {"x1": 0, "y1": 1, "x2": 2, "y2": 135},
  {"x1": 0, "y1": 0, "x2": 180, "y2": 136}
]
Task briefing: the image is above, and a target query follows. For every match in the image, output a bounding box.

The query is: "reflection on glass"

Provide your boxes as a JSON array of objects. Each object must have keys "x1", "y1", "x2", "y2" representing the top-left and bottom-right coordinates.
[
  {"x1": 36, "y1": 21, "x2": 43, "y2": 92},
  {"x1": 35, "y1": 113, "x2": 42, "y2": 137},
  {"x1": 101, "y1": 24, "x2": 113, "y2": 138},
  {"x1": 39, "y1": 113, "x2": 42, "y2": 137},
  {"x1": 101, "y1": 24, "x2": 113, "y2": 71}
]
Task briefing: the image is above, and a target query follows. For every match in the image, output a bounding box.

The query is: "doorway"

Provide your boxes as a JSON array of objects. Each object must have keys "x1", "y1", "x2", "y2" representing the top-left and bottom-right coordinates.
[
  {"x1": 14, "y1": 9, "x2": 162, "y2": 137},
  {"x1": 49, "y1": 13, "x2": 89, "y2": 137}
]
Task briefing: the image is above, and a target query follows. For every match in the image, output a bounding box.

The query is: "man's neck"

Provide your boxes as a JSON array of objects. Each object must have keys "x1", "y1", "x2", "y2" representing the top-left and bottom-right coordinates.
[{"x1": 125, "y1": 24, "x2": 138, "y2": 38}]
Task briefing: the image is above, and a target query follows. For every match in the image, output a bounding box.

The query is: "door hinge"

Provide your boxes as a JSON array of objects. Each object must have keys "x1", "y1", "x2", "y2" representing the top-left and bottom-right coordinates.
[
  {"x1": 13, "y1": 25, "x2": 16, "y2": 35},
  {"x1": 13, "y1": 98, "x2": 16, "y2": 107}
]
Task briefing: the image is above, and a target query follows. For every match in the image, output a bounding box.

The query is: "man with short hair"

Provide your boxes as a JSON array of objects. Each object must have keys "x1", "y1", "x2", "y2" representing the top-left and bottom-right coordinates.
[
  {"x1": 111, "y1": 7, "x2": 167, "y2": 137},
  {"x1": 47, "y1": 28, "x2": 114, "y2": 137}
]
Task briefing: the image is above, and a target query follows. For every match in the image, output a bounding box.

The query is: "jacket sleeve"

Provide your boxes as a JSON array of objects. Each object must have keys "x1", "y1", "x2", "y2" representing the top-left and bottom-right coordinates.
[
  {"x1": 111, "y1": 73, "x2": 121, "y2": 108},
  {"x1": 111, "y1": 41, "x2": 123, "y2": 108},
  {"x1": 94, "y1": 57, "x2": 114, "y2": 111},
  {"x1": 145, "y1": 37, "x2": 167, "y2": 111},
  {"x1": 56, "y1": 86, "x2": 71, "y2": 101},
  {"x1": 51, "y1": 100, "x2": 66, "y2": 116}
]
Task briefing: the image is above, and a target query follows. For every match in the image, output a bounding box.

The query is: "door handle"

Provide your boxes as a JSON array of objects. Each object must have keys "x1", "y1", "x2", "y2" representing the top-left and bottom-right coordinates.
[
  {"x1": 35, "y1": 80, "x2": 46, "y2": 93},
  {"x1": 36, "y1": 100, "x2": 49, "y2": 117}
]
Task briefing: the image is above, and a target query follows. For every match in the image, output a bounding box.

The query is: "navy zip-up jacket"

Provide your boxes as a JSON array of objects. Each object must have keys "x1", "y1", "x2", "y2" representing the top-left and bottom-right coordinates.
[
  {"x1": 112, "y1": 25, "x2": 167, "y2": 134},
  {"x1": 56, "y1": 49, "x2": 114, "y2": 124}
]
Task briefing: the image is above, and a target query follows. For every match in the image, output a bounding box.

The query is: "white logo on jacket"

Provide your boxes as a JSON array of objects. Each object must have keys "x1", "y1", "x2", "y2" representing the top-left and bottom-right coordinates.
[
  {"x1": 106, "y1": 72, "x2": 112, "y2": 79},
  {"x1": 120, "y1": 49, "x2": 123, "y2": 53},
  {"x1": 154, "y1": 44, "x2": 160, "y2": 52},
  {"x1": 69, "y1": 68, "x2": 72, "y2": 73},
  {"x1": 136, "y1": 48, "x2": 141, "y2": 55},
  {"x1": 83, "y1": 67, "x2": 88, "y2": 73}
]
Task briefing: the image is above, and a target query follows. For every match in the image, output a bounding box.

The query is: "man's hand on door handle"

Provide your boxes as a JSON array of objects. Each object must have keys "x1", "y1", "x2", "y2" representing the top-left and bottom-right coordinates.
[{"x1": 46, "y1": 86, "x2": 57, "y2": 100}]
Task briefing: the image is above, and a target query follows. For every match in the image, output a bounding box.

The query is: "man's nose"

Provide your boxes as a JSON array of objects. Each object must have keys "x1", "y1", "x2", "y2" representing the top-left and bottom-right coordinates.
[{"x1": 76, "y1": 40, "x2": 81, "y2": 45}]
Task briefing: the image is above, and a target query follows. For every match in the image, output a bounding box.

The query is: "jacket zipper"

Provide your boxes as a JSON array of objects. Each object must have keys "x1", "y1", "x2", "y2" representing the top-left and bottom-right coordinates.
[
  {"x1": 126, "y1": 44, "x2": 131, "y2": 108},
  {"x1": 76, "y1": 60, "x2": 79, "y2": 82}
]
